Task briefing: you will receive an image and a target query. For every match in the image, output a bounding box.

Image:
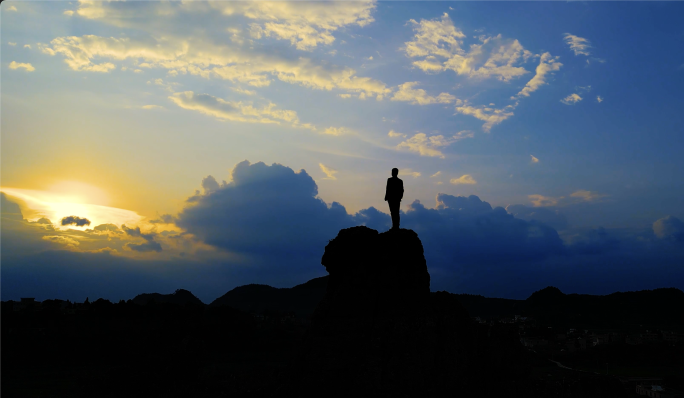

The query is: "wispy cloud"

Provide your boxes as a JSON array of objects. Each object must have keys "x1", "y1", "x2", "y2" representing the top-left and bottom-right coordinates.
[
  {"x1": 64, "y1": 10, "x2": 74, "y2": 16},
  {"x1": 453, "y1": 130, "x2": 474, "y2": 142},
  {"x1": 561, "y1": 93, "x2": 582, "y2": 105},
  {"x1": 141, "y1": 105, "x2": 164, "y2": 110},
  {"x1": 513, "y1": 52, "x2": 562, "y2": 98},
  {"x1": 529, "y1": 194, "x2": 559, "y2": 207},
  {"x1": 231, "y1": 87, "x2": 257, "y2": 96},
  {"x1": 8, "y1": 61, "x2": 35, "y2": 72},
  {"x1": 388, "y1": 130, "x2": 406, "y2": 138},
  {"x1": 455, "y1": 103, "x2": 515, "y2": 132},
  {"x1": 397, "y1": 133, "x2": 454, "y2": 158},
  {"x1": 450, "y1": 174, "x2": 476, "y2": 185},
  {"x1": 529, "y1": 190, "x2": 607, "y2": 207},
  {"x1": 564, "y1": 33, "x2": 591, "y2": 56},
  {"x1": 169, "y1": 91, "x2": 315, "y2": 130},
  {"x1": 431, "y1": 171, "x2": 441, "y2": 178},
  {"x1": 38, "y1": 34, "x2": 391, "y2": 98},
  {"x1": 596, "y1": 96, "x2": 603, "y2": 103},
  {"x1": 8, "y1": 42, "x2": 17, "y2": 46},
  {"x1": 405, "y1": 13, "x2": 532, "y2": 82},
  {"x1": 319, "y1": 163, "x2": 338, "y2": 180},
  {"x1": 322, "y1": 126, "x2": 351, "y2": 136},
  {"x1": 530, "y1": 155, "x2": 539, "y2": 163},
  {"x1": 6, "y1": 5, "x2": 18, "y2": 12},
  {"x1": 570, "y1": 190, "x2": 607, "y2": 202},
  {"x1": 391, "y1": 82, "x2": 456, "y2": 105}
]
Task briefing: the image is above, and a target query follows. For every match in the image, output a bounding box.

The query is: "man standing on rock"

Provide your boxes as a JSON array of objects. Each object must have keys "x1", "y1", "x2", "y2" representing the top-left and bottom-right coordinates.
[{"x1": 384, "y1": 168, "x2": 404, "y2": 230}]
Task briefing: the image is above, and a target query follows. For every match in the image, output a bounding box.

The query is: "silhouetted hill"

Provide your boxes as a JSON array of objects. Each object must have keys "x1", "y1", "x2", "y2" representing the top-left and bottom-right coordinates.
[
  {"x1": 210, "y1": 276, "x2": 329, "y2": 318},
  {"x1": 522, "y1": 286, "x2": 684, "y2": 328},
  {"x1": 131, "y1": 288, "x2": 205, "y2": 306}
]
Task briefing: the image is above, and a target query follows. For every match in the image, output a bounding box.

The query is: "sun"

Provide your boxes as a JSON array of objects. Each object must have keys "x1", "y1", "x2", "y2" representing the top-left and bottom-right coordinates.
[{"x1": 1, "y1": 182, "x2": 142, "y2": 229}]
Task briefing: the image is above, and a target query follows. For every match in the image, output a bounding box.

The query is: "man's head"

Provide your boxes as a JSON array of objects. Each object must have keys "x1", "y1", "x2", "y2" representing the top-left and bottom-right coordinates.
[{"x1": 391, "y1": 168, "x2": 398, "y2": 177}]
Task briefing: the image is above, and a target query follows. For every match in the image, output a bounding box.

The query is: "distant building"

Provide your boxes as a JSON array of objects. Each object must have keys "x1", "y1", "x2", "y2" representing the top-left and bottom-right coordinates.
[{"x1": 13, "y1": 298, "x2": 41, "y2": 312}]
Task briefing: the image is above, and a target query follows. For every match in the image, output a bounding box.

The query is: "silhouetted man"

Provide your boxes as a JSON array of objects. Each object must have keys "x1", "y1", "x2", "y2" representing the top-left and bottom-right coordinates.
[{"x1": 384, "y1": 168, "x2": 404, "y2": 230}]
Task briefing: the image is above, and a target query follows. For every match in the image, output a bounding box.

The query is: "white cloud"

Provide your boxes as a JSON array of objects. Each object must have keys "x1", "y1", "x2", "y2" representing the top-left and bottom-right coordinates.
[
  {"x1": 597, "y1": 96, "x2": 603, "y2": 103},
  {"x1": 388, "y1": 130, "x2": 406, "y2": 138},
  {"x1": 569, "y1": 190, "x2": 606, "y2": 202},
  {"x1": 455, "y1": 103, "x2": 515, "y2": 132},
  {"x1": 450, "y1": 174, "x2": 476, "y2": 185},
  {"x1": 453, "y1": 130, "x2": 474, "y2": 142},
  {"x1": 231, "y1": 87, "x2": 257, "y2": 96},
  {"x1": 338, "y1": 93, "x2": 351, "y2": 99},
  {"x1": 8, "y1": 42, "x2": 17, "y2": 46},
  {"x1": 561, "y1": 93, "x2": 582, "y2": 105},
  {"x1": 529, "y1": 194, "x2": 559, "y2": 207},
  {"x1": 319, "y1": 163, "x2": 338, "y2": 180},
  {"x1": 513, "y1": 52, "x2": 562, "y2": 98},
  {"x1": 405, "y1": 13, "x2": 532, "y2": 82},
  {"x1": 564, "y1": 33, "x2": 591, "y2": 56},
  {"x1": 64, "y1": 10, "x2": 74, "y2": 16},
  {"x1": 169, "y1": 91, "x2": 315, "y2": 130},
  {"x1": 322, "y1": 126, "x2": 350, "y2": 136},
  {"x1": 39, "y1": 34, "x2": 390, "y2": 98},
  {"x1": 141, "y1": 105, "x2": 164, "y2": 110},
  {"x1": 528, "y1": 190, "x2": 606, "y2": 207},
  {"x1": 430, "y1": 171, "x2": 441, "y2": 178},
  {"x1": 6, "y1": 5, "x2": 17, "y2": 12},
  {"x1": 223, "y1": 1, "x2": 377, "y2": 51},
  {"x1": 403, "y1": 170, "x2": 421, "y2": 178},
  {"x1": 391, "y1": 81, "x2": 456, "y2": 105},
  {"x1": 24, "y1": 44, "x2": 31, "y2": 49},
  {"x1": 8, "y1": 61, "x2": 35, "y2": 72},
  {"x1": 397, "y1": 133, "x2": 453, "y2": 158},
  {"x1": 530, "y1": 155, "x2": 539, "y2": 163}
]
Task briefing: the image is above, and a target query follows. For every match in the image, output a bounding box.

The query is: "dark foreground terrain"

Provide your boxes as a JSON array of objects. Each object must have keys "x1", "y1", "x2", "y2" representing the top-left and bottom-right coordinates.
[{"x1": 3, "y1": 227, "x2": 684, "y2": 397}]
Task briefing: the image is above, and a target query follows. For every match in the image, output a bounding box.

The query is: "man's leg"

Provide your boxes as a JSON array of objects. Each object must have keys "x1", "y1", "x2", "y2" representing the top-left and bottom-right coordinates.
[{"x1": 389, "y1": 200, "x2": 400, "y2": 229}]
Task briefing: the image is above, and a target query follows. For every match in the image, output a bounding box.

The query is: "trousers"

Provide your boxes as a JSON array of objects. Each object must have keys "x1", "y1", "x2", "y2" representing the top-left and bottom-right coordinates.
[{"x1": 388, "y1": 200, "x2": 401, "y2": 229}]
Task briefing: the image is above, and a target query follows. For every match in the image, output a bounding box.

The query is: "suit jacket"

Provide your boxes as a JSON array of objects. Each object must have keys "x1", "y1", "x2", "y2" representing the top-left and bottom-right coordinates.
[{"x1": 384, "y1": 177, "x2": 404, "y2": 201}]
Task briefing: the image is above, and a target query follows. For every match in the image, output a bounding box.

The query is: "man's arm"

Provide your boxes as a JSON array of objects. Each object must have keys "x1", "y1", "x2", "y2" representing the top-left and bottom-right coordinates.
[
  {"x1": 384, "y1": 178, "x2": 390, "y2": 201},
  {"x1": 399, "y1": 180, "x2": 404, "y2": 200}
]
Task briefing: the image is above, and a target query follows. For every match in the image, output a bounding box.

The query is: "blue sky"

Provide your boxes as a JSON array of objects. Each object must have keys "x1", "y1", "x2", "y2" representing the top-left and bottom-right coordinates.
[{"x1": 2, "y1": 1, "x2": 684, "y2": 302}]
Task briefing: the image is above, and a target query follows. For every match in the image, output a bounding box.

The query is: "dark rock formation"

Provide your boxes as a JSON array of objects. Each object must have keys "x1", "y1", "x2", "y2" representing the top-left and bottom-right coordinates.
[{"x1": 277, "y1": 226, "x2": 529, "y2": 397}]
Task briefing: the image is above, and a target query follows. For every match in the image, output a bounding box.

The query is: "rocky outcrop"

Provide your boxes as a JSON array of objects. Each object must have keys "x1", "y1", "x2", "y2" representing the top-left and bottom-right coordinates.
[{"x1": 277, "y1": 226, "x2": 528, "y2": 397}]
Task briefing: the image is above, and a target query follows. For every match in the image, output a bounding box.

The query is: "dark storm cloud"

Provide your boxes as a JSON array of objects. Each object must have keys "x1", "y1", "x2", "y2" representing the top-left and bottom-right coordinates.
[
  {"x1": 122, "y1": 225, "x2": 162, "y2": 252},
  {"x1": 176, "y1": 161, "x2": 353, "y2": 261},
  {"x1": 201, "y1": 175, "x2": 222, "y2": 194},
  {"x1": 150, "y1": 214, "x2": 177, "y2": 224},
  {"x1": 653, "y1": 216, "x2": 684, "y2": 242},
  {"x1": 358, "y1": 197, "x2": 566, "y2": 265},
  {"x1": 127, "y1": 240, "x2": 163, "y2": 252},
  {"x1": 176, "y1": 162, "x2": 567, "y2": 275},
  {"x1": 61, "y1": 216, "x2": 91, "y2": 227},
  {"x1": 1, "y1": 192, "x2": 24, "y2": 221},
  {"x1": 93, "y1": 223, "x2": 121, "y2": 232},
  {"x1": 506, "y1": 204, "x2": 569, "y2": 231}
]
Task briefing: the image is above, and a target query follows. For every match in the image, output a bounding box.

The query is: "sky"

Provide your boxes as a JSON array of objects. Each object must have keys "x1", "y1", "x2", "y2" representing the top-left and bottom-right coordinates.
[{"x1": 2, "y1": 1, "x2": 684, "y2": 303}]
